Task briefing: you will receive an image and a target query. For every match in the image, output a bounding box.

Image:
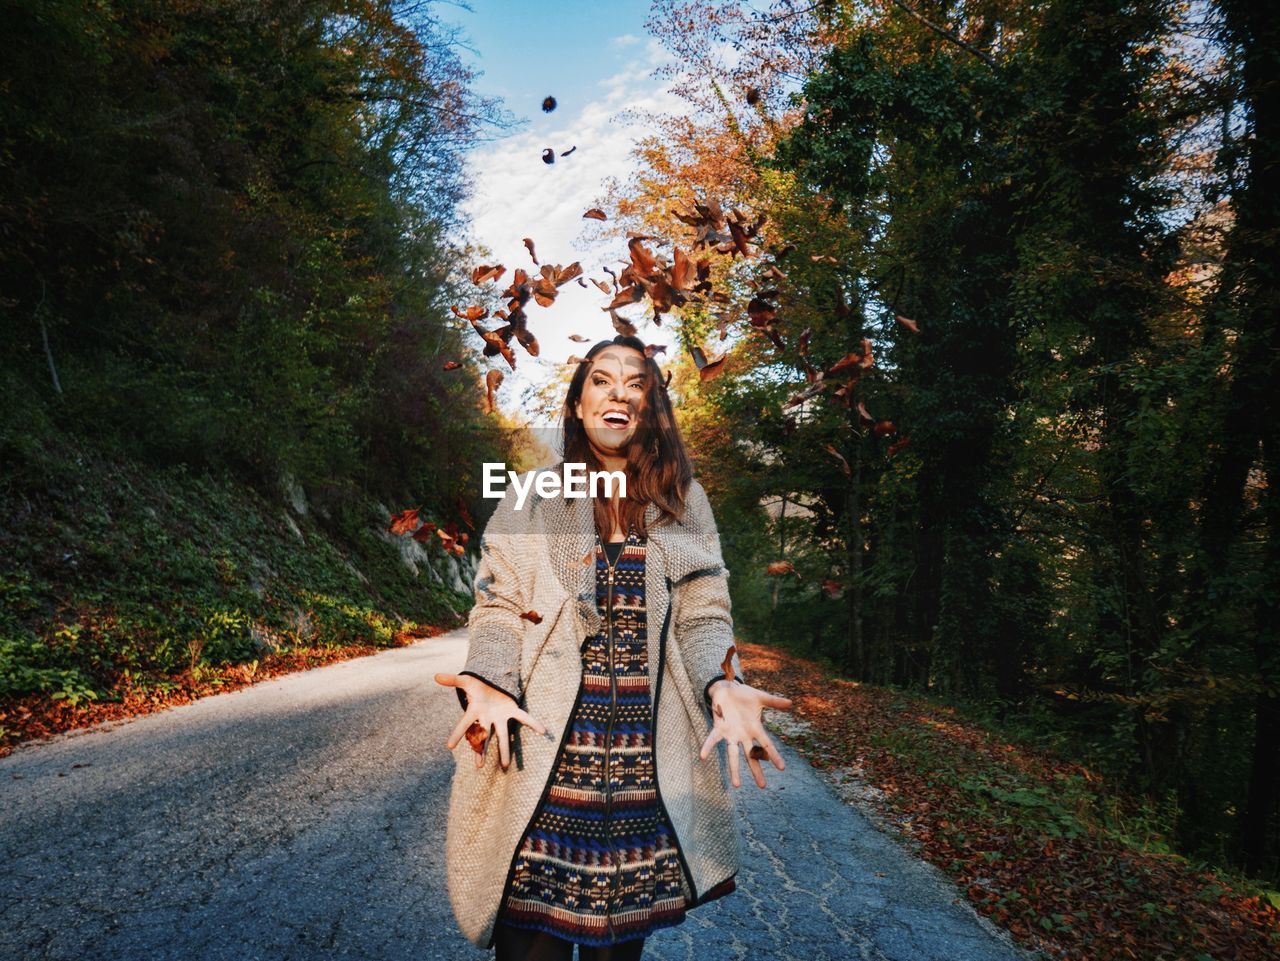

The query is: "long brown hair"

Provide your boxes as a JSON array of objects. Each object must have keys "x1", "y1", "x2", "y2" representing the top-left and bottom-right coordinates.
[{"x1": 559, "y1": 334, "x2": 693, "y2": 539}]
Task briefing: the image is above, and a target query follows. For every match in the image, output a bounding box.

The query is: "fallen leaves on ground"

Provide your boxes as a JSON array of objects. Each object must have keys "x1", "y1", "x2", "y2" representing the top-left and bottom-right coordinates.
[
  {"x1": 739, "y1": 641, "x2": 1280, "y2": 961},
  {"x1": 0, "y1": 626, "x2": 455, "y2": 759}
]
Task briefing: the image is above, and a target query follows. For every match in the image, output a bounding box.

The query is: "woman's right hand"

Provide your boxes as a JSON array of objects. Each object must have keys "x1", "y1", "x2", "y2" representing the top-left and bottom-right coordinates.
[{"x1": 434, "y1": 672, "x2": 547, "y2": 770}]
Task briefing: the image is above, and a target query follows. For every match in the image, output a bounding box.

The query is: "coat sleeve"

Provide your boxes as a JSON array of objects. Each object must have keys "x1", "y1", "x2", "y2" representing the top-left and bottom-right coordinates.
[
  {"x1": 455, "y1": 480, "x2": 528, "y2": 712},
  {"x1": 672, "y1": 479, "x2": 747, "y2": 719}
]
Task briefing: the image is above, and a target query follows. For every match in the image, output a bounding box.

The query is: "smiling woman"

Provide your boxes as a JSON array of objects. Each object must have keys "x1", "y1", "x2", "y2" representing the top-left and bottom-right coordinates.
[{"x1": 436, "y1": 334, "x2": 795, "y2": 960}]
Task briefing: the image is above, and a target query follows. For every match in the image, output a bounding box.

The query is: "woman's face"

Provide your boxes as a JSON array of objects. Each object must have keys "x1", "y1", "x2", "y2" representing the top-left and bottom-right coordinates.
[{"x1": 574, "y1": 345, "x2": 648, "y2": 459}]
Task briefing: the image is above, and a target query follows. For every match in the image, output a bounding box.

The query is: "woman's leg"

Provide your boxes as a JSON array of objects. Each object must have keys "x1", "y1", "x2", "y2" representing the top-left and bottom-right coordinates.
[
  {"x1": 492, "y1": 921, "x2": 575, "y2": 961},
  {"x1": 577, "y1": 936, "x2": 646, "y2": 961}
]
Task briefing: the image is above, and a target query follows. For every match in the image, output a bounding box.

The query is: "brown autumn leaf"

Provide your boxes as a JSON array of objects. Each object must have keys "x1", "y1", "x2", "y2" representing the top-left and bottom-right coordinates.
[
  {"x1": 609, "y1": 308, "x2": 637, "y2": 337},
  {"x1": 442, "y1": 360, "x2": 462, "y2": 370},
  {"x1": 644, "y1": 344, "x2": 667, "y2": 359},
  {"x1": 565, "y1": 354, "x2": 588, "y2": 365},
  {"x1": 451, "y1": 305, "x2": 488, "y2": 321},
  {"x1": 872, "y1": 419, "x2": 897, "y2": 437},
  {"x1": 465, "y1": 720, "x2": 488, "y2": 754},
  {"x1": 583, "y1": 208, "x2": 607, "y2": 220},
  {"x1": 568, "y1": 333, "x2": 591, "y2": 342},
  {"x1": 766, "y1": 559, "x2": 798, "y2": 577},
  {"x1": 455, "y1": 497, "x2": 475, "y2": 531},
  {"x1": 888, "y1": 435, "x2": 911, "y2": 457},
  {"x1": 824, "y1": 443, "x2": 852, "y2": 478},
  {"x1": 821, "y1": 578, "x2": 844, "y2": 598},
  {"x1": 523, "y1": 237, "x2": 539, "y2": 264},
  {"x1": 541, "y1": 95, "x2": 556, "y2": 112},
  {"x1": 721, "y1": 644, "x2": 737, "y2": 682},
  {"x1": 389, "y1": 508, "x2": 421, "y2": 536},
  {"x1": 471, "y1": 264, "x2": 505, "y2": 285},
  {"x1": 411, "y1": 520, "x2": 438, "y2": 543},
  {"x1": 607, "y1": 285, "x2": 644, "y2": 310},
  {"x1": 591, "y1": 277, "x2": 612, "y2": 295},
  {"x1": 541, "y1": 148, "x2": 554, "y2": 164},
  {"x1": 690, "y1": 344, "x2": 728, "y2": 382},
  {"x1": 520, "y1": 610, "x2": 543, "y2": 624},
  {"x1": 782, "y1": 378, "x2": 825, "y2": 410},
  {"x1": 484, "y1": 368, "x2": 504, "y2": 413},
  {"x1": 897, "y1": 314, "x2": 920, "y2": 334}
]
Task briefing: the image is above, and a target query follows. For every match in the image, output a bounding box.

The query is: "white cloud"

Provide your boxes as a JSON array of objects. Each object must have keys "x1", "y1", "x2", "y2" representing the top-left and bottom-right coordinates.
[{"x1": 459, "y1": 37, "x2": 691, "y2": 426}]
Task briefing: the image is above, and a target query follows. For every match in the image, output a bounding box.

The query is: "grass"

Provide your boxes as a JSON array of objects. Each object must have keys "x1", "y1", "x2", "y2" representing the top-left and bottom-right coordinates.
[{"x1": 0, "y1": 429, "x2": 470, "y2": 755}]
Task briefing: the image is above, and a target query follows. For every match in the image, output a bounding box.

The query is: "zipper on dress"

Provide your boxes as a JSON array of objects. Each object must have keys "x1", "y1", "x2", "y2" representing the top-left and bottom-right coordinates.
[{"x1": 602, "y1": 541, "x2": 620, "y2": 944}]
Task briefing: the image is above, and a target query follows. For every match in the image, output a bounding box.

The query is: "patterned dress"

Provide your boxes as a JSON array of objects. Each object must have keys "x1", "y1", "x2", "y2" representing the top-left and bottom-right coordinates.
[{"x1": 496, "y1": 527, "x2": 692, "y2": 946}]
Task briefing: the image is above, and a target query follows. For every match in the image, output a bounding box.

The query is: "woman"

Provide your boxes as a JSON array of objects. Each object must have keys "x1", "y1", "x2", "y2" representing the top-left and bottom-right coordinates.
[{"x1": 436, "y1": 335, "x2": 793, "y2": 960}]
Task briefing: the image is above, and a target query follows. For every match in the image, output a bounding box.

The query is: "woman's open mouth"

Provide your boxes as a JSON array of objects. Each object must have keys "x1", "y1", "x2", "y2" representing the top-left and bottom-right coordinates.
[{"x1": 601, "y1": 409, "x2": 632, "y2": 430}]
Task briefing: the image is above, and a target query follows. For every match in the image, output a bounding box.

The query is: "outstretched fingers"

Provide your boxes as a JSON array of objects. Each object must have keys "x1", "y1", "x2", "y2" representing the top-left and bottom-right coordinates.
[
  {"x1": 513, "y1": 707, "x2": 547, "y2": 737},
  {"x1": 447, "y1": 707, "x2": 477, "y2": 751},
  {"x1": 755, "y1": 726, "x2": 786, "y2": 771},
  {"x1": 699, "y1": 725, "x2": 724, "y2": 761}
]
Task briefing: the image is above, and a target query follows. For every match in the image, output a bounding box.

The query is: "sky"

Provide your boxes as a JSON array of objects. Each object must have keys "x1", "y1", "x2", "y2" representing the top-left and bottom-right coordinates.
[{"x1": 440, "y1": 0, "x2": 690, "y2": 426}]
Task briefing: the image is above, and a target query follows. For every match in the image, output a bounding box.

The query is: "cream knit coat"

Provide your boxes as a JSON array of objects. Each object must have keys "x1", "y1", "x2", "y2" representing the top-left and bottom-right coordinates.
[{"x1": 444, "y1": 465, "x2": 748, "y2": 949}]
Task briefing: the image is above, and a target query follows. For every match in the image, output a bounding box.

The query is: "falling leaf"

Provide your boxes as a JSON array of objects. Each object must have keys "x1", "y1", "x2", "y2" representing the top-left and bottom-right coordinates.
[
  {"x1": 690, "y1": 344, "x2": 728, "y2": 382},
  {"x1": 721, "y1": 644, "x2": 738, "y2": 682},
  {"x1": 887, "y1": 436, "x2": 911, "y2": 457},
  {"x1": 389, "y1": 508, "x2": 421, "y2": 536},
  {"x1": 583, "y1": 208, "x2": 607, "y2": 220},
  {"x1": 824, "y1": 443, "x2": 852, "y2": 477},
  {"x1": 523, "y1": 237, "x2": 539, "y2": 264},
  {"x1": 745, "y1": 86, "x2": 761, "y2": 106},
  {"x1": 609, "y1": 308, "x2": 637, "y2": 337},
  {"x1": 644, "y1": 344, "x2": 667, "y2": 359},
  {"x1": 471, "y1": 264, "x2": 505, "y2": 285},
  {"x1": 520, "y1": 610, "x2": 543, "y2": 624},
  {"x1": 485, "y1": 368, "x2": 504, "y2": 413},
  {"x1": 568, "y1": 333, "x2": 591, "y2": 343},
  {"x1": 821, "y1": 578, "x2": 844, "y2": 598},
  {"x1": 560, "y1": 145, "x2": 577, "y2": 156},
  {"x1": 766, "y1": 560, "x2": 799, "y2": 577},
  {"x1": 451, "y1": 305, "x2": 488, "y2": 322},
  {"x1": 542, "y1": 95, "x2": 557, "y2": 112},
  {"x1": 456, "y1": 497, "x2": 474, "y2": 531},
  {"x1": 541, "y1": 148, "x2": 555, "y2": 164},
  {"x1": 442, "y1": 360, "x2": 462, "y2": 371},
  {"x1": 896, "y1": 314, "x2": 920, "y2": 334}
]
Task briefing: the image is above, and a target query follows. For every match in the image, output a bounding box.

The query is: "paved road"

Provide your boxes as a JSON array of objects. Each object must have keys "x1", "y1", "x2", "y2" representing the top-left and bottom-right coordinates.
[{"x1": 0, "y1": 631, "x2": 1043, "y2": 961}]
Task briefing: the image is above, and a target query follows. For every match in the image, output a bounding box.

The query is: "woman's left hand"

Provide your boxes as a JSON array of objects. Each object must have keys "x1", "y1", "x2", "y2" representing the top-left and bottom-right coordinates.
[{"x1": 699, "y1": 680, "x2": 794, "y2": 789}]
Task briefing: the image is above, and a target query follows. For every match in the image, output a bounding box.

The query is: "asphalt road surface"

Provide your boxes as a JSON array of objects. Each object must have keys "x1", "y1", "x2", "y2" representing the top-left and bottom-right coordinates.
[{"x1": 1, "y1": 631, "x2": 1045, "y2": 961}]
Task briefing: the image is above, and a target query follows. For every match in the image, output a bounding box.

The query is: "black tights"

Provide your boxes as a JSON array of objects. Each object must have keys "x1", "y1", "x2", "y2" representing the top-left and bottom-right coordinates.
[{"x1": 493, "y1": 921, "x2": 645, "y2": 961}]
